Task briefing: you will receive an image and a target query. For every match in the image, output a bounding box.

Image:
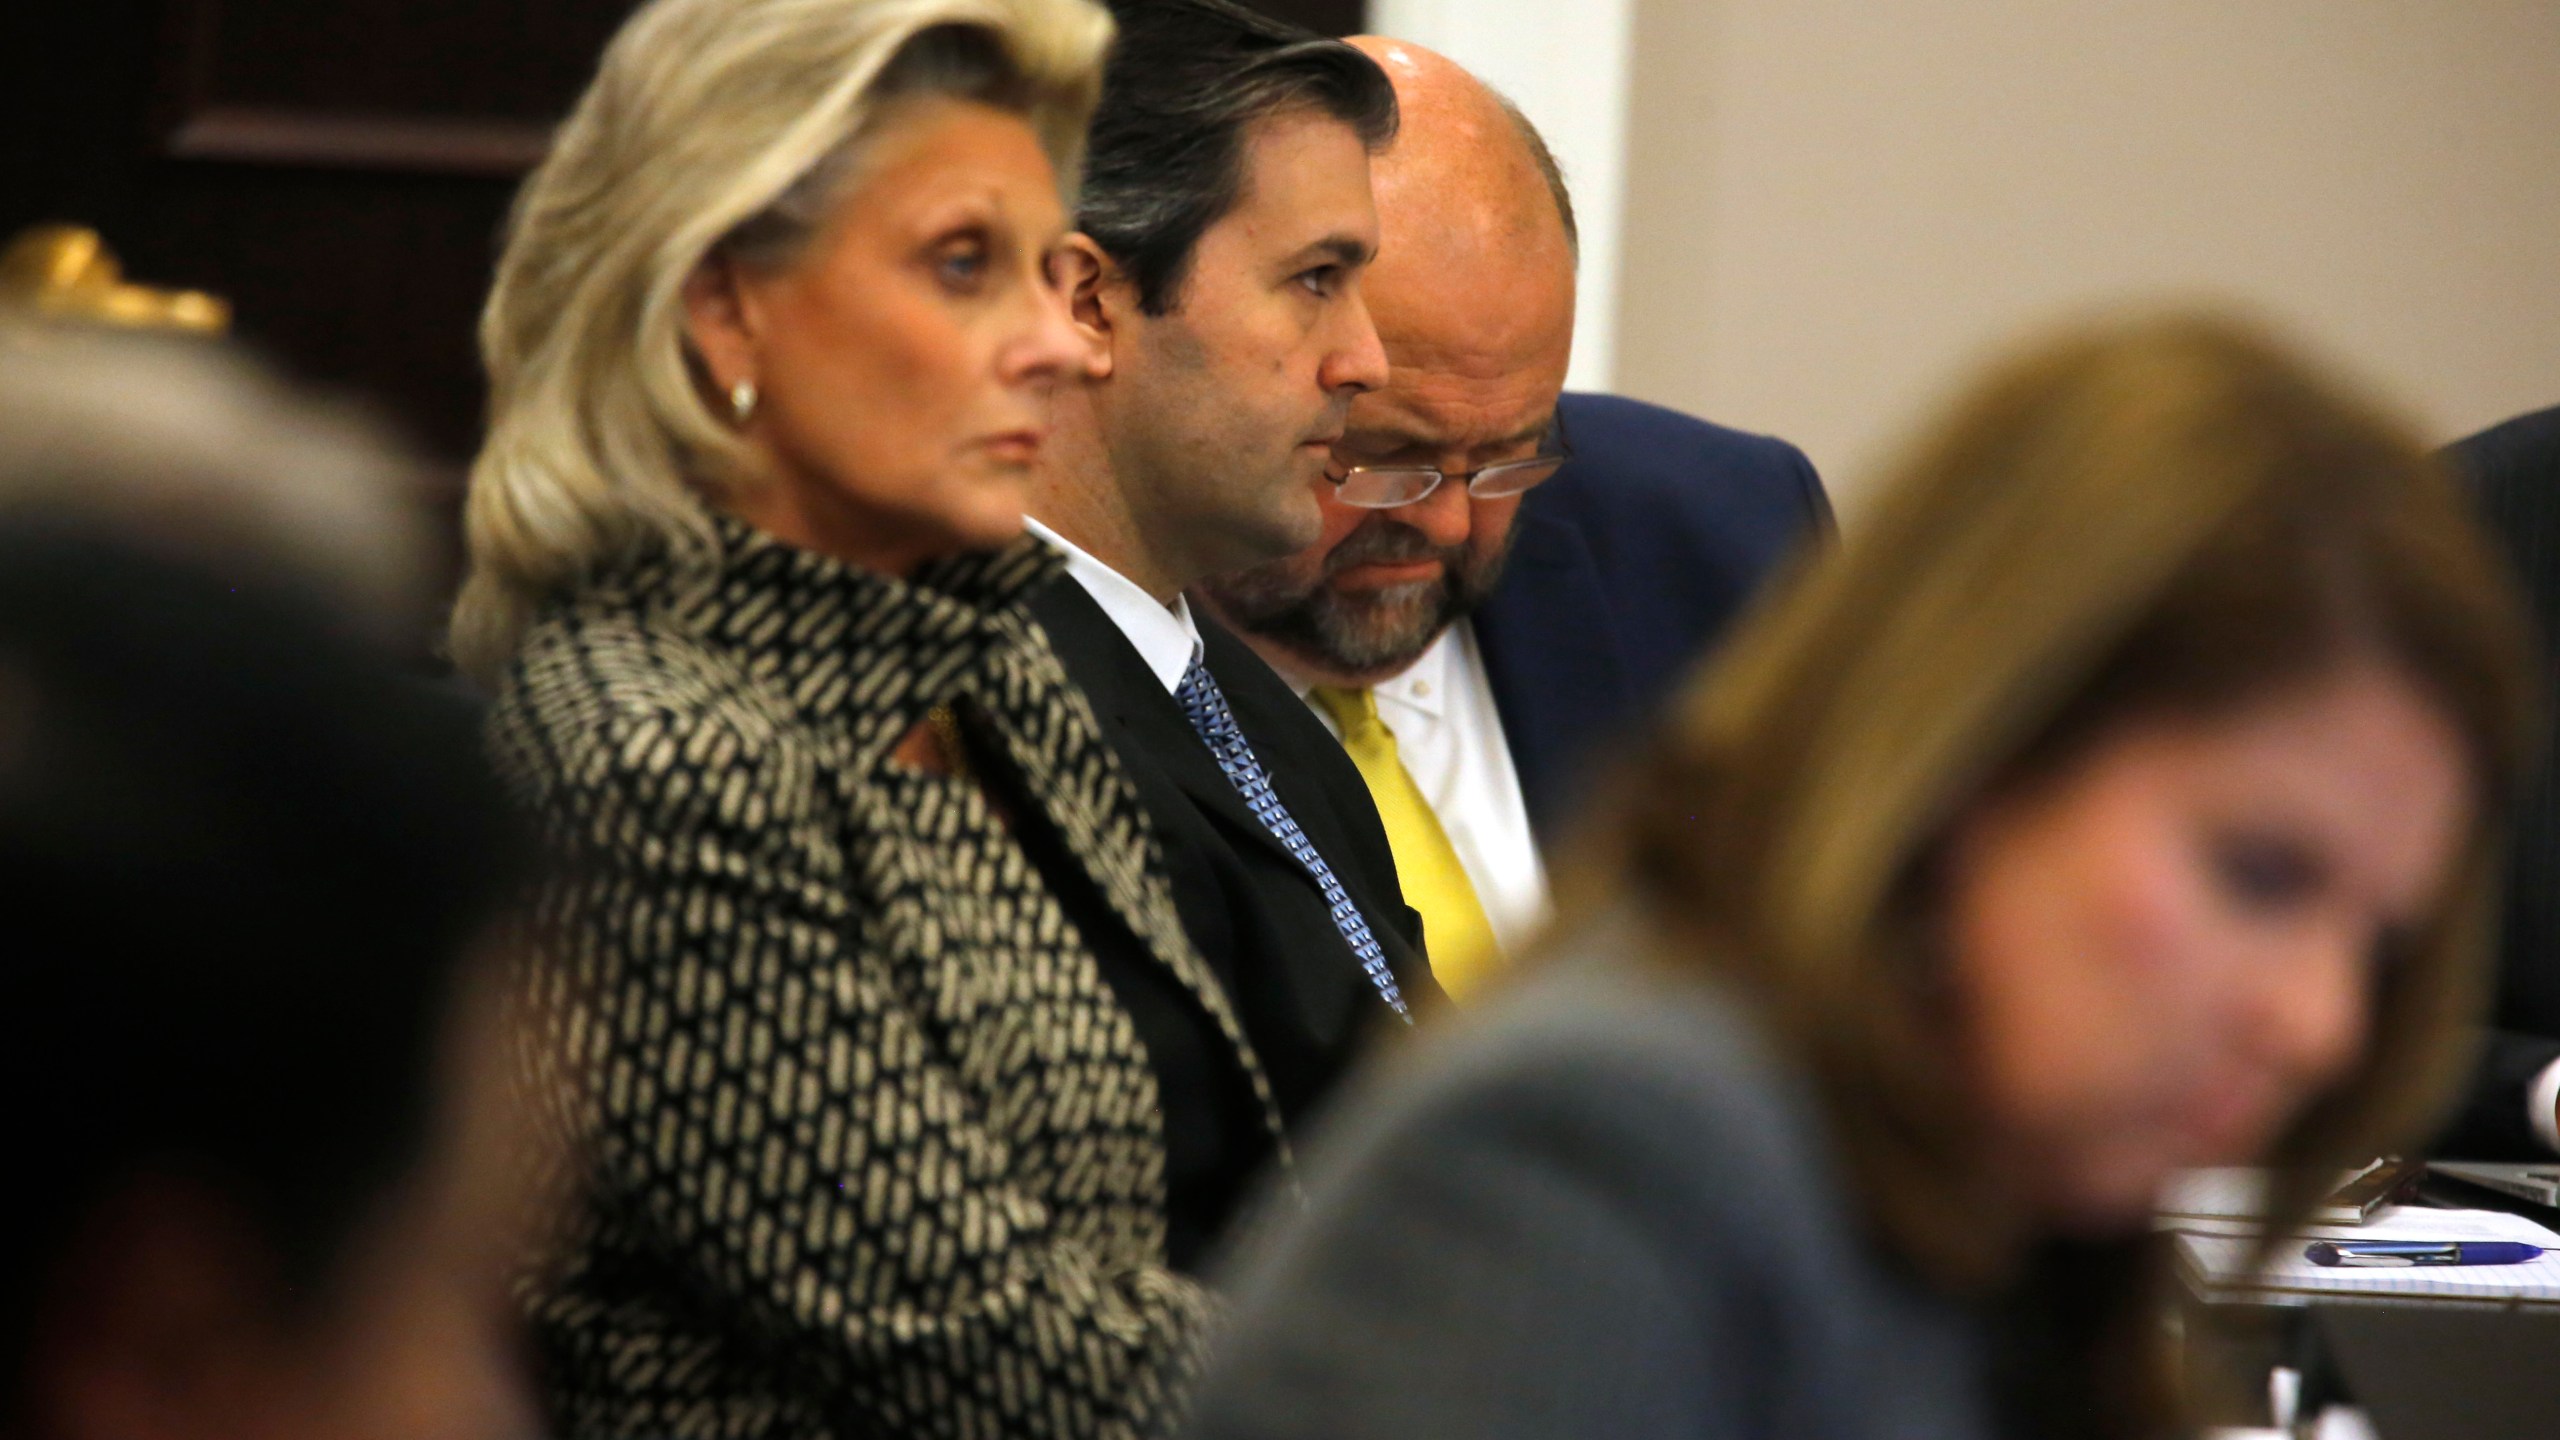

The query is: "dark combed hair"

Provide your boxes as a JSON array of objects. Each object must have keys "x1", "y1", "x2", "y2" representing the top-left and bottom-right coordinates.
[
  {"x1": 0, "y1": 522, "x2": 530, "y2": 1394},
  {"x1": 1079, "y1": 0, "x2": 1397, "y2": 314}
]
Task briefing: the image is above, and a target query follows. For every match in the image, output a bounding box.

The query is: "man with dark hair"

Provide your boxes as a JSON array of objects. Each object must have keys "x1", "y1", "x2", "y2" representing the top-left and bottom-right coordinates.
[
  {"x1": 1194, "y1": 39, "x2": 1830, "y2": 1001},
  {"x1": 1024, "y1": 0, "x2": 1432, "y2": 1267}
]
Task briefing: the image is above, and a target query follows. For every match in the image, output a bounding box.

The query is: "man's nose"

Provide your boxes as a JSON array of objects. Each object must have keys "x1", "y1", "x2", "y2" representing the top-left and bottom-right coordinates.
[
  {"x1": 1390, "y1": 470, "x2": 1475, "y2": 549},
  {"x1": 1319, "y1": 286, "x2": 1389, "y2": 397}
]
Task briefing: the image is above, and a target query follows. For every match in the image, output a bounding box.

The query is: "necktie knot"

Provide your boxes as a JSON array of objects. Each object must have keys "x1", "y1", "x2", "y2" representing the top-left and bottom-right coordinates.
[
  {"x1": 1176, "y1": 655, "x2": 1215, "y2": 711},
  {"x1": 1309, "y1": 685, "x2": 1387, "y2": 745}
]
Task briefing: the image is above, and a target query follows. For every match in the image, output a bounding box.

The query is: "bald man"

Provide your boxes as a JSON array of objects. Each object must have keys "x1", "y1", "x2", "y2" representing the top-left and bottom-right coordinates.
[{"x1": 1195, "y1": 39, "x2": 1830, "y2": 998}]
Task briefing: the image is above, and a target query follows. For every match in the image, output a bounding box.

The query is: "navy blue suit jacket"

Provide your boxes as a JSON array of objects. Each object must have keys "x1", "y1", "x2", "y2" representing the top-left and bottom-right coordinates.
[
  {"x1": 1475, "y1": 392, "x2": 1831, "y2": 843},
  {"x1": 2436, "y1": 404, "x2": 2560, "y2": 1159}
]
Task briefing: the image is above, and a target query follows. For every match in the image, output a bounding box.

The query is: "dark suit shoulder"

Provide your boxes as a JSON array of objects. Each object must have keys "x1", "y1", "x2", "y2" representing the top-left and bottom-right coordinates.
[
  {"x1": 2438, "y1": 403, "x2": 2560, "y2": 1158},
  {"x1": 1525, "y1": 392, "x2": 1832, "y2": 644},
  {"x1": 1551, "y1": 391, "x2": 1831, "y2": 534},
  {"x1": 1477, "y1": 395, "x2": 1830, "y2": 839},
  {"x1": 2449, "y1": 405, "x2": 2560, "y2": 624},
  {"x1": 1024, "y1": 570, "x2": 1128, "y2": 672},
  {"x1": 2451, "y1": 404, "x2": 2560, "y2": 492}
]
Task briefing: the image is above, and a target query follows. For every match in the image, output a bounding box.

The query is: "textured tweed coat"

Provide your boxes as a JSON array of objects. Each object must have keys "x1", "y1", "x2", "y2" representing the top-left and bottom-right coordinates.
[{"x1": 490, "y1": 521, "x2": 1284, "y2": 1439}]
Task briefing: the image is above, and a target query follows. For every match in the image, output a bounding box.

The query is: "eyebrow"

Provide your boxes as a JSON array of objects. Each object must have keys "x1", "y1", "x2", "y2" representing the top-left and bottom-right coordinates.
[{"x1": 906, "y1": 190, "x2": 1009, "y2": 234}]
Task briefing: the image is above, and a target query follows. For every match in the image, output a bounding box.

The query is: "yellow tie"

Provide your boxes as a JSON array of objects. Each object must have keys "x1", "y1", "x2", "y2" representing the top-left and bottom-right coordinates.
[{"x1": 1309, "y1": 685, "x2": 1500, "y2": 1002}]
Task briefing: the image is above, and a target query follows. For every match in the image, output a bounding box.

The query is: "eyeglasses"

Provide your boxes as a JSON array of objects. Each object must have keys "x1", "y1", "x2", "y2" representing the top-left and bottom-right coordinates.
[{"x1": 1325, "y1": 414, "x2": 1572, "y2": 509}]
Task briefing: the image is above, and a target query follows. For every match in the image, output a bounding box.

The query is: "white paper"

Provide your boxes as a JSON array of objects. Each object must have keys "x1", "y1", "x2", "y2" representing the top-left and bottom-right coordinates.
[{"x1": 2175, "y1": 1206, "x2": 2560, "y2": 1302}]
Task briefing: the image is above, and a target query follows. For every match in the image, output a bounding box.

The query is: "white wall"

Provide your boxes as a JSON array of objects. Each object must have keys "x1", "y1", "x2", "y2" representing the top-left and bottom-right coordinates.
[
  {"x1": 1369, "y1": 0, "x2": 1636, "y2": 393},
  {"x1": 1614, "y1": 0, "x2": 2560, "y2": 510}
]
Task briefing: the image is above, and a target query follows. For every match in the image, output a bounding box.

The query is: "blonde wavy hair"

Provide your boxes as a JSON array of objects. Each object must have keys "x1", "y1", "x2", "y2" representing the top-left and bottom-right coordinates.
[{"x1": 450, "y1": 0, "x2": 1113, "y2": 684}]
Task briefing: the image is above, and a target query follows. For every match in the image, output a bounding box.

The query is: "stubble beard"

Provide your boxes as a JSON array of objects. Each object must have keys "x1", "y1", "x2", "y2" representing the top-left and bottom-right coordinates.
[{"x1": 1204, "y1": 513, "x2": 1518, "y2": 676}]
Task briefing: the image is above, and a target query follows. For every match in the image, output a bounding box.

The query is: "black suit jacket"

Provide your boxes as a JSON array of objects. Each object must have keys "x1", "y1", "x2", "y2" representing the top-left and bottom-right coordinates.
[
  {"x1": 1475, "y1": 392, "x2": 1831, "y2": 842},
  {"x1": 2438, "y1": 404, "x2": 2560, "y2": 1158},
  {"x1": 1031, "y1": 576, "x2": 1434, "y2": 1248}
]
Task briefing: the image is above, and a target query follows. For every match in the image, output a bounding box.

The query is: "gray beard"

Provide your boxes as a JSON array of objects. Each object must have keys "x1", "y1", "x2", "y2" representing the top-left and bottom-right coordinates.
[{"x1": 1205, "y1": 515, "x2": 1516, "y2": 675}]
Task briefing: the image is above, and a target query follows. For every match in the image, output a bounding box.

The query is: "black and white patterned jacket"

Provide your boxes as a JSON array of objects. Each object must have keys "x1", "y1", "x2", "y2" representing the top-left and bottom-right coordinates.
[{"x1": 490, "y1": 521, "x2": 1283, "y2": 1439}]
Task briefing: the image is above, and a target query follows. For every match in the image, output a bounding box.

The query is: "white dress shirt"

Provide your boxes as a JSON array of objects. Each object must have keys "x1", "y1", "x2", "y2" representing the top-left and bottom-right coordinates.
[
  {"x1": 1290, "y1": 621, "x2": 1551, "y2": 955},
  {"x1": 1025, "y1": 517, "x2": 1201, "y2": 692}
]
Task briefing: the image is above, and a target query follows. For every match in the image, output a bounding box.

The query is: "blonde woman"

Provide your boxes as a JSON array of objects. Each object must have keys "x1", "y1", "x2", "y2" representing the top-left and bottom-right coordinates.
[
  {"x1": 454, "y1": 0, "x2": 1266, "y2": 1434},
  {"x1": 1181, "y1": 314, "x2": 2541, "y2": 1440}
]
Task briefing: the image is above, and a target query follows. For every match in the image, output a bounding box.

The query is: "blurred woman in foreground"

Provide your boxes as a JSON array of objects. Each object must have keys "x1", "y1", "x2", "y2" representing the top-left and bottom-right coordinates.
[
  {"x1": 1182, "y1": 314, "x2": 2539, "y2": 1440},
  {"x1": 451, "y1": 0, "x2": 1241, "y2": 1434}
]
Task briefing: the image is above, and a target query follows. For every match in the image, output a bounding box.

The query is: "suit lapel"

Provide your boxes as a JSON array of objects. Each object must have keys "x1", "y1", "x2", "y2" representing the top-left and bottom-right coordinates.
[
  {"x1": 1034, "y1": 577, "x2": 1435, "y2": 1028},
  {"x1": 1011, "y1": 580, "x2": 1295, "y2": 1152},
  {"x1": 1028, "y1": 579, "x2": 1311, "y2": 876},
  {"x1": 1473, "y1": 502, "x2": 1637, "y2": 844}
]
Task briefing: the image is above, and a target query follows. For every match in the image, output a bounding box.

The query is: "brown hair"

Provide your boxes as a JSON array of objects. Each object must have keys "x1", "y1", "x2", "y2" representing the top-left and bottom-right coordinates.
[{"x1": 1576, "y1": 311, "x2": 2539, "y2": 1428}]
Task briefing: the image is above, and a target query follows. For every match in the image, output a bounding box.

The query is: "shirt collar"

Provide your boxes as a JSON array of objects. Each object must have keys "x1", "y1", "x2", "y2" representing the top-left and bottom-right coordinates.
[
  {"x1": 1368, "y1": 626, "x2": 1458, "y2": 723},
  {"x1": 1024, "y1": 516, "x2": 1203, "y2": 693}
]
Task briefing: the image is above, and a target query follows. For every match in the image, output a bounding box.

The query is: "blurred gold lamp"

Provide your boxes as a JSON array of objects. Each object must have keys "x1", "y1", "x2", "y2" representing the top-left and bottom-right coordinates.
[{"x1": 0, "y1": 225, "x2": 231, "y2": 334}]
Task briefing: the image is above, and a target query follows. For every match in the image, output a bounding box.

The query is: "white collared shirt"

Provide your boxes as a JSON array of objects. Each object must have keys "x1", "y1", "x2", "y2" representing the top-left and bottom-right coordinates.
[
  {"x1": 1292, "y1": 622, "x2": 1551, "y2": 955},
  {"x1": 1025, "y1": 517, "x2": 1202, "y2": 692}
]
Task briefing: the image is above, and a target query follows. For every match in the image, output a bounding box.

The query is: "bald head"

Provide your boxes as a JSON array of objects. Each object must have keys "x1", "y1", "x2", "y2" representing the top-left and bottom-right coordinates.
[{"x1": 1346, "y1": 37, "x2": 1576, "y2": 385}]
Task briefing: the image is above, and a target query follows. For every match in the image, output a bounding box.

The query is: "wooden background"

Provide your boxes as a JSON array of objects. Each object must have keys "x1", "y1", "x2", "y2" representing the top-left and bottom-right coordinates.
[{"x1": 0, "y1": 0, "x2": 1364, "y2": 476}]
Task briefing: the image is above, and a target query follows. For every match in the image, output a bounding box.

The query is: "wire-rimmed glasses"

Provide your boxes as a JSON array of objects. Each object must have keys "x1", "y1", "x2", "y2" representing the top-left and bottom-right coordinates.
[{"x1": 1325, "y1": 412, "x2": 1572, "y2": 509}]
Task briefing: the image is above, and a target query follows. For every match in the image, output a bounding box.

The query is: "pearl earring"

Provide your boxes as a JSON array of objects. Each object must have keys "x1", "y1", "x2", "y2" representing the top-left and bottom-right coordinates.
[{"x1": 729, "y1": 379, "x2": 758, "y2": 424}]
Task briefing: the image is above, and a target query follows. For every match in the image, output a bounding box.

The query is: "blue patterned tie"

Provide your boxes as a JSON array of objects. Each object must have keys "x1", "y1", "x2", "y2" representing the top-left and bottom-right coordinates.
[{"x1": 1176, "y1": 655, "x2": 1411, "y2": 1022}]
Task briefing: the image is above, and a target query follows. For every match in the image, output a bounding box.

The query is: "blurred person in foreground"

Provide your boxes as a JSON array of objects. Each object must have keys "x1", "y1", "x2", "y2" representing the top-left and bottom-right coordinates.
[
  {"x1": 2434, "y1": 402, "x2": 2560, "y2": 1159},
  {"x1": 450, "y1": 0, "x2": 1255, "y2": 1433},
  {"x1": 1023, "y1": 0, "x2": 1436, "y2": 1169},
  {"x1": 0, "y1": 331, "x2": 536, "y2": 1440},
  {"x1": 1194, "y1": 39, "x2": 1827, "y2": 1000},
  {"x1": 1181, "y1": 314, "x2": 2538, "y2": 1440},
  {"x1": 0, "y1": 324, "x2": 434, "y2": 642}
]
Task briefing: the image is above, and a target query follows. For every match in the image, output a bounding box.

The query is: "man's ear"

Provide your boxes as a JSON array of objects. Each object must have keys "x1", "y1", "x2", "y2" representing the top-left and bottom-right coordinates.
[
  {"x1": 1055, "y1": 234, "x2": 1124, "y2": 381},
  {"x1": 679, "y1": 254, "x2": 763, "y2": 396}
]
